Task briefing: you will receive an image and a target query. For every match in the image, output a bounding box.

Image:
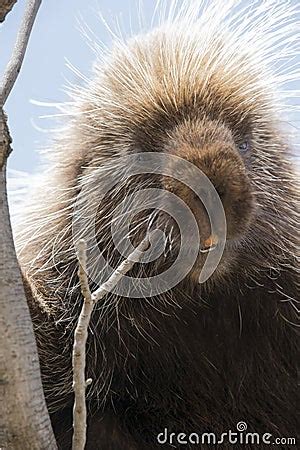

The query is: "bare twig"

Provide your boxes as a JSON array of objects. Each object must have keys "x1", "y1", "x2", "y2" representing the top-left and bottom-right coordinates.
[
  {"x1": 72, "y1": 240, "x2": 93, "y2": 450},
  {"x1": 0, "y1": 0, "x2": 42, "y2": 106},
  {"x1": 72, "y1": 235, "x2": 151, "y2": 450},
  {"x1": 91, "y1": 236, "x2": 150, "y2": 302}
]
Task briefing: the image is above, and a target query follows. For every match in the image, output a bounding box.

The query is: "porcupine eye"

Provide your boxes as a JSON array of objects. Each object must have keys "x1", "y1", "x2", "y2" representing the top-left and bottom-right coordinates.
[{"x1": 238, "y1": 141, "x2": 250, "y2": 153}]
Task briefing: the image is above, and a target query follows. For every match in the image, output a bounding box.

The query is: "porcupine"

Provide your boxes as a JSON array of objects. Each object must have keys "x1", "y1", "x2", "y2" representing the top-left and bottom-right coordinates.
[{"x1": 16, "y1": 1, "x2": 299, "y2": 448}]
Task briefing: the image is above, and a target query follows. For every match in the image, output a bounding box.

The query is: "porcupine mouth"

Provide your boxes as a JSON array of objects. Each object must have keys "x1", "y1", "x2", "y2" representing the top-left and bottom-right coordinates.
[{"x1": 142, "y1": 210, "x2": 226, "y2": 278}]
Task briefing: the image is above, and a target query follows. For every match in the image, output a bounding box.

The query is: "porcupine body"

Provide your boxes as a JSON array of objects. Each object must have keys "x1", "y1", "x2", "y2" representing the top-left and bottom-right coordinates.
[{"x1": 16, "y1": 1, "x2": 299, "y2": 449}]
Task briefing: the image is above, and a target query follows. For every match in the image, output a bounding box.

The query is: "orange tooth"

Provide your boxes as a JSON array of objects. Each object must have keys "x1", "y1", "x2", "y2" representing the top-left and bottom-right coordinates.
[{"x1": 203, "y1": 234, "x2": 219, "y2": 249}]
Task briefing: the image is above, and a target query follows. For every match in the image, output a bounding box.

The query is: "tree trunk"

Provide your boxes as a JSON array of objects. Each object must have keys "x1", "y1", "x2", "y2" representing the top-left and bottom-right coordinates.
[{"x1": 0, "y1": 111, "x2": 57, "y2": 449}]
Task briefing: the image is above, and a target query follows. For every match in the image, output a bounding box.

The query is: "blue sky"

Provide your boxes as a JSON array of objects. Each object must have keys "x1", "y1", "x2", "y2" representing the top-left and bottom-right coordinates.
[
  {"x1": 1, "y1": 0, "x2": 155, "y2": 174},
  {"x1": 0, "y1": 0, "x2": 299, "y2": 178}
]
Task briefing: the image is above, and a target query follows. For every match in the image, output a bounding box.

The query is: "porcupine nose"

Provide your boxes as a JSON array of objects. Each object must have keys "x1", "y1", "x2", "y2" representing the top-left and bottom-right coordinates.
[
  {"x1": 165, "y1": 138, "x2": 254, "y2": 250},
  {"x1": 193, "y1": 144, "x2": 254, "y2": 247}
]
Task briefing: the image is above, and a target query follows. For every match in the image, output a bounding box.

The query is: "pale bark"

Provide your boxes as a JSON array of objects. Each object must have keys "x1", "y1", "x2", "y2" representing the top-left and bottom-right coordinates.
[
  {"x1": 72, "y1": 236, "x2": 151, "y2": 450},
  {"x1": 0, "y1": 0, "x2": 57, "y2": 448},
  {"x1": 72, "y1": 240, "x2": 93, "y2": 450},
  {"x1": 0, "y1": 114, "x2": 57, "y2": 449}
]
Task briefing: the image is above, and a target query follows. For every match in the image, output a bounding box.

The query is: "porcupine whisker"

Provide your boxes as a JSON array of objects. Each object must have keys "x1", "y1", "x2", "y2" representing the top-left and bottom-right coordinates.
[{"x1": 15, "y1": 1, "x2": 299, "y2": 445}]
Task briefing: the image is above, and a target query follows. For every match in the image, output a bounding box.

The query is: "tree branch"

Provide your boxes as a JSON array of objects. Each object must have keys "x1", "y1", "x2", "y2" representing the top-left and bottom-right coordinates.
[
  {"x1": 0, "y1": 113, "x2": 57, "y2": 450},
  {"x1": 0, "y1": 1, "x2": 57, "y2": 448},
  {"x1": 0, "y1": 0, "x2": 42, "y2": 106},
  {"x1": 72, "y1": 235, "x2": 151, "y2": 450},
  {"x1": 72, "y1": 240, "x2": 93, "y2": 450}
]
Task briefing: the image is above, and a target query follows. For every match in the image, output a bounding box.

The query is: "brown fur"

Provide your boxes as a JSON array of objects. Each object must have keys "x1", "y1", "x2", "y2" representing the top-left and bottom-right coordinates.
[{"x1": 17, "y1": 1, "x2": 299, "y2": 449}]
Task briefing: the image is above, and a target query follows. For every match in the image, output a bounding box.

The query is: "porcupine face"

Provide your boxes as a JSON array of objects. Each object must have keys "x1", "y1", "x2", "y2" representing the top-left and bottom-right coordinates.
[
  {"x1": 82, "y1": 42, "x2": 260, "y2": 288},
  {"x1": 70, "y1": 1, "x2": 297, "y2": 293},
  {"x1": 158, "y1": 117, "x2": 255, "y2": 280},
  {"x1": 86, "y1": 43, "x2": 260, "y2": 286}
]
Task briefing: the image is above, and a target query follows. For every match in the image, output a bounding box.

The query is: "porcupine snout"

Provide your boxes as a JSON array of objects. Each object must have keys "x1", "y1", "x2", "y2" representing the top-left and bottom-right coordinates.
[{"x1": 162, "y1": 118, "x2": 255, "y2": 252}]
